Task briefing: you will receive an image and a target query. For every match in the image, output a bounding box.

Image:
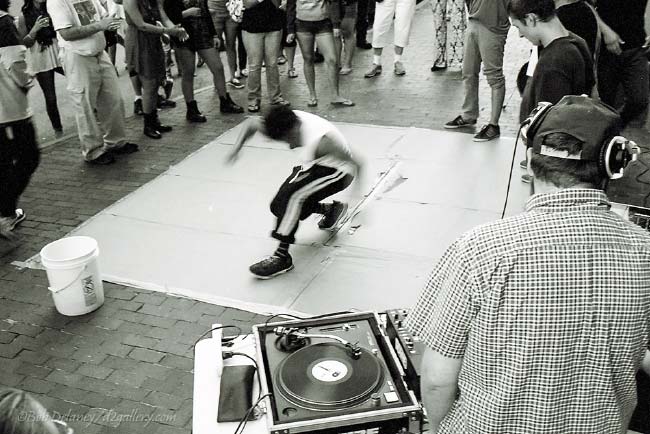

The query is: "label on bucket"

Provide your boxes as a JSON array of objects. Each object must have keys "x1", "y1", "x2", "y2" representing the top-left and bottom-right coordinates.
[{"x1": 82, "y1": 275, "x2": 98, "y2": 307}]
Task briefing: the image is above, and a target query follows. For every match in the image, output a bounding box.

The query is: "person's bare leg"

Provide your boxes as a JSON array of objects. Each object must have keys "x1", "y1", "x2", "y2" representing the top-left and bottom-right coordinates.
[
  {"x1": 316, "y1": 32, "x2": 352, "y2": 103},
  {"x1": 341, "y1": 17, "x2": 356, "y2": 70},
  {"x1": 199, "y1": 47, "x2": 228, "y2": 97},
  {"x1": 296, "y1": 32, "x2": 317, "y2": 101},
  {"x1": 286, "y1": 45, "x2": 296, "y2": 70}
]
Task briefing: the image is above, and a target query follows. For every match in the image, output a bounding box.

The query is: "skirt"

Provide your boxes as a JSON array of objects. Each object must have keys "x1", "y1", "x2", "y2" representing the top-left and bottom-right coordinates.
[
  {"x1": 125, "y1": 25, "x2": 166, "y2": 80},
  {"x1": 27, "y1": 40, "x2": 61, "y2": 75}
]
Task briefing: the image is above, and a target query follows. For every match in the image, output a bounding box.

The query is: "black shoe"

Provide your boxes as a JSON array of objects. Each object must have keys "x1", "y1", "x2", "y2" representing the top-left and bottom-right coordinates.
[
  {"x1": 186, "y1": 100, "x2": 207, "y2": 122},
  {"x1": 157, "y1": 95, "x2": 177, "y2": 109},
  {"x1": 444, "y1": 115, "x2": 477, "y2": 129},
  {"x1": 318, "y1": 201, "x2": 348, "y2": 230},
  {"x1": 86, "y1": 152, "x2": 115, "y2": 165},
  {"x1": 249, "y1": 254, "x2": 294, "y2": 279},
  {"x1": 314, "y1": 50, "x2": 324, "y2": 63},
  {"x1": 113, "y1": 142, "x2": 139, "y2": 154},
  {"x1": 144, "y1": 113, "x2": 162, "y2": 139},
  {"x1": 220, "y1": 93, "x2": 244, "y2": 114},
  {"x1": 356, "y1": 40, "x2": 372, "y2": 49},
  {"x1": 430, "y1": 65, "x2": 447, "y2": 72},
  {"x1": 473, "y1": 124, "x2": 500, "y2": 142},
  {"x1": 134, "y1": 99, "x2": 144, "y2": 116}
]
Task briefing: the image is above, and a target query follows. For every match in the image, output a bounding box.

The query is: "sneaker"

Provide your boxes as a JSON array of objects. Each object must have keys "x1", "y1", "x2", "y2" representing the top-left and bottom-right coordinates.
[
  {"x1": 249, "y1": 254, "x2": 294, "y2": 279},
  {"x1": 318, "y1": 201, "x2": 348, "y2": 230},
  {"x1": 521, "y1": 174, "x2": 533, "y2": 183},
  {"x1": 0, "y1": 209, "x2": 27, "y2": 238},
  {"x1": 473, "y1": 124, "x2": 500, "y2": 142},
  {"x1": 444, "y1": 115, "x2": 477, "y2": 129},
  {"x1": 364, "y1": 63, "x2": 382, "y2": 78},
  {"x1": 133, "y1": 99, "x2": 143, "y2": 116},
  {"x1": 394, "y1": 61, "x2": 406, "y2": 76},
  {"x1": 519, "y1": 159, "x2": 527, "y2": 170},
  {"x1": 227, "y1": 78, "x2": 245, "y2": 89},
  {"x1": 430, "y1": 64, "x2": 447, "y2": 72},
  {"x1": 86, "y1": 152, "x2": 115, "y2": 165}
]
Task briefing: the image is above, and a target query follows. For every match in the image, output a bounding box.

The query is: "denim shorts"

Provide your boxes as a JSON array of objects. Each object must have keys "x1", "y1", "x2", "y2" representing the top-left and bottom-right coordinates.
[{"x1": 295, "y1": 18, "x2": 333, "y2": 35}]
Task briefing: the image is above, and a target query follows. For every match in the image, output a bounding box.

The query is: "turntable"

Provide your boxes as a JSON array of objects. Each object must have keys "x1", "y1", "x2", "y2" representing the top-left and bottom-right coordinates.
[{"x1": 253, "y1": 312, "x2": 423, "y2": 434}]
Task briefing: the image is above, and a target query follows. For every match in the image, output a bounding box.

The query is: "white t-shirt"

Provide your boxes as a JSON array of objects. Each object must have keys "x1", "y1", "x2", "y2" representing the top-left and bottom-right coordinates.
[
  {"x1": 49, "y1": 0, "x2": 107, "y2": 56},
  {"x1": 294, "y1": 110, "x2": 355, "y2": 175}
]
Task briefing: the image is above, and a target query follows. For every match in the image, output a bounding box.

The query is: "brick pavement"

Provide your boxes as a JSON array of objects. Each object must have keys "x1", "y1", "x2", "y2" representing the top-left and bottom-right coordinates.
[{"x1": 1, "y1": 8, "x2": 649, "y2": 433}]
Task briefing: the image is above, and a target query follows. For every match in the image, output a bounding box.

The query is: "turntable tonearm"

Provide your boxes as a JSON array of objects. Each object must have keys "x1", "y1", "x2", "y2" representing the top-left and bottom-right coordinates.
[{"x1": 253, "y1": 311, "x2": 423, "y2": 434}]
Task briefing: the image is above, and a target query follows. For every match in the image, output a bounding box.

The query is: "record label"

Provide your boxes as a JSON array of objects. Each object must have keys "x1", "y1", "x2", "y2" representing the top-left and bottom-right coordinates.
[{"x1": 311, "y1": 360, "x2": 349, "y2": 382}]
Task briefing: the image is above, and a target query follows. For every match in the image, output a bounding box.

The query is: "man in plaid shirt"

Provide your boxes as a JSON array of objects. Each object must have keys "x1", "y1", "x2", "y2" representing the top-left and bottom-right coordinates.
[{"x1": 408, "y1": 96, "x2": 650, "y2": 434}]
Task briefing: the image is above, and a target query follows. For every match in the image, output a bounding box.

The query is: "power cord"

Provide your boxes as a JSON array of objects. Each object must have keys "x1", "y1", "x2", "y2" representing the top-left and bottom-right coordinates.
[
  {"x1": 233, "y1": 392, "x2": 272, "y2": 434},
  {"x1": 501, "y1": 128, "x2": 523, "y2": 219},
  {"x1": 192, "y1": 325, "x2": 242, "y2": 351}
]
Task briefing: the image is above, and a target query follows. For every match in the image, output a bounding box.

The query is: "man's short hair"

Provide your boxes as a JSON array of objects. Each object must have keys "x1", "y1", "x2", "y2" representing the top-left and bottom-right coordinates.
[
  {"x1": 507, "y1": 0, "x2": 556, "y2": 21},
  {"x1": 530, "y1": 132, "x2": 604, "y2": 188},
  {"x1": 0, "y1": 0, "x2": 10, "y2": 11},
  {"x1": 263, "y1": 106, "x2": 299, "y2": 141}
]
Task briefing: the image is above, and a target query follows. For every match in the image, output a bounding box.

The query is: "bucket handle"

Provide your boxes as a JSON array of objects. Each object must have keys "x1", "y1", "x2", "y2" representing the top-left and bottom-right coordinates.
[{"x1": 48, "y1": 265, "x2": 88, "y2": 294}]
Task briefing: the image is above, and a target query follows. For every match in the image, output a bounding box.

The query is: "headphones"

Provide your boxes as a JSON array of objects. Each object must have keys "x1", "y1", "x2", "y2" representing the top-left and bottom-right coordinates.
[{"x1": 520, "y1": 97, "x2": 640, "y2": 180}]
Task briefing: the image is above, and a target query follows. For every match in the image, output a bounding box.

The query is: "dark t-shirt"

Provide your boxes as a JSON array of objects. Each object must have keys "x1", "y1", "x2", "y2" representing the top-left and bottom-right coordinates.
[
  {"x1": 557, "y1": 1, "x2": 598, "y2": 56},
  {"x1": 241, "y1": 0, "x2": 283, "y2": 33},
  {"x1": 596, "y1": 0, "x2": 647, "y2": 48},
  {"x1": 520, "y1": 34, "x2": 594, "y2": 122}
]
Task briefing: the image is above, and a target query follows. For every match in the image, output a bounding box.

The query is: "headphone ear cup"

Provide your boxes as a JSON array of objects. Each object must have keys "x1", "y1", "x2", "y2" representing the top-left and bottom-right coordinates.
[
  {"x1": 602, "y1": 136, "x2": 640, "y2": 179},
  {"x1": 521, "y1": 102, "x2": 553, "y2": 146}
]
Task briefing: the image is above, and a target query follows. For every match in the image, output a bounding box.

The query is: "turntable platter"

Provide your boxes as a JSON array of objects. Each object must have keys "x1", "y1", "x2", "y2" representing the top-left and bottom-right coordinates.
[{"x1": 276, "y1": 342, "x2": 385, "y2": 410}]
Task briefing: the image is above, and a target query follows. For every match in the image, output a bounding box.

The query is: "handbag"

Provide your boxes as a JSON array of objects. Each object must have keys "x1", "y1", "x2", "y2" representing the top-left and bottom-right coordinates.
[{"x1": 226, "y1": 0, "x2": 244, "y2": 23}]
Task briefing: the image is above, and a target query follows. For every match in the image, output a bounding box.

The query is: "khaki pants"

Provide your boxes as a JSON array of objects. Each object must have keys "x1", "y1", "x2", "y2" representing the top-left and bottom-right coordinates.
[
  {"x1": 461, "y1": 19, "x2": 507, "y2": 122},
  {"x1": 63, "y1": 50, "x2": 126, "y2": 161}
]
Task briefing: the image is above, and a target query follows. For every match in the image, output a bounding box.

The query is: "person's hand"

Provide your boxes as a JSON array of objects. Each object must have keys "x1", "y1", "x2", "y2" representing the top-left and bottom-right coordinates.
[
  {"x1": 603, "y1": 28, "x2": 624, "y2": 55},
  {"x1": 333, "y1": 27, "x2": 340, "y2": 37},
  {"x1": 31, "y1": 15, "x2": 50, "y2": 32},
  {"x1": 168, "y1": 26, "x2": 189, "y2": 41},
  {"x1": 286, "y1": 33, "x2": 295, "y2": 44},
  {"x1": 185, "y1": 6, "x2": 202, "y2": 16},
  {"x1": 214, "y1": 35, "x2": 221, "y2": 49},
  {"x1": 99, "y1": 14, "x2": 122, "y2": 31}
]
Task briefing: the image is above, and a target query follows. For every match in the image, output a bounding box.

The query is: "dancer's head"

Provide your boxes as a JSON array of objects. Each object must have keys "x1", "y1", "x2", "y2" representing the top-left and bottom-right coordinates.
[
  {"x1": 0, "y1": 388, "x2": 72, "y2": 434},
  {"x1": 263, "y1": 106, "x2": 301, "y2": 148}
]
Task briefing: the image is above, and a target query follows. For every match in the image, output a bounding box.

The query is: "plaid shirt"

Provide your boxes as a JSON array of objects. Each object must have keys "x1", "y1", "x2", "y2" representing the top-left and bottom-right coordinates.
[{"x1": 408, "y1": 189, "x2": 650, "y2": 434}]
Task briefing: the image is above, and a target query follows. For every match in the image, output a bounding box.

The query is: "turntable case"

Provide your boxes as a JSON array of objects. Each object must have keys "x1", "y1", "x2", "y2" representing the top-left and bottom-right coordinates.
[{"x1": 217, "y1": 365, "x2": 256, "y2": 422}]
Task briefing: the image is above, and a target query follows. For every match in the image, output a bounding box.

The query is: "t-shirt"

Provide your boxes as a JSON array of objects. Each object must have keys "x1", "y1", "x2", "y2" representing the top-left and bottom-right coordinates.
[
  {"x1": 557, "y1": 1, "x2": 598, "y2": 56},
  {"x1": 240, "y1": 0, "x2": 283, "y2": 33},
  {"x1": 466, "y1": 0, "x2": 510, "y2": 35},
  {"x1": 520, "y1": 33, "x2": 594, "y2": 122},
  {"x1": 596, "y1": 0, "x2": 647, "y2": 48},
  {"x1": 49, "y1": 0, "x2": 107, "y2": 55}
]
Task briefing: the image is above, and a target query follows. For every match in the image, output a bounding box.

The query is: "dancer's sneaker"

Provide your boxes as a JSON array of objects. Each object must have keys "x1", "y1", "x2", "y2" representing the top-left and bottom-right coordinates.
[
  {"x1": 249, "y1": 254, "x2": 294, "y2": 279},
  {"x1": 318, "y1": 201, "x2": 348, "y2": 230},
  {"x1": 0, "y1": 209, "x2": 25, "y2": 239}
]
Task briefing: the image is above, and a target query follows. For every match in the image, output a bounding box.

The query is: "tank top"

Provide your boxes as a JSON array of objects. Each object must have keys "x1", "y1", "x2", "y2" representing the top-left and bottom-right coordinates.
[{"x1": 294, "y1": 110, "x2": 355, "y2": 175}]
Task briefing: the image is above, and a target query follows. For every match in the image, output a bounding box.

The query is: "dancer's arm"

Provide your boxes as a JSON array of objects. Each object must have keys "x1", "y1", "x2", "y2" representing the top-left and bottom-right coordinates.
[{"x1": 226, "y1": 117, "x2": 262, "y2": 163}]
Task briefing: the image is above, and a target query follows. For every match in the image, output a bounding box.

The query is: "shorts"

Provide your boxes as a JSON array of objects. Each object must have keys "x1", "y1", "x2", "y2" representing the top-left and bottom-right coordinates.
[
  {"x1": 172, "y1": 17, "x2": 215, "y2": 52},
  {"x1": 295, "y1": 18, "x2": 333, "y2": 35}
]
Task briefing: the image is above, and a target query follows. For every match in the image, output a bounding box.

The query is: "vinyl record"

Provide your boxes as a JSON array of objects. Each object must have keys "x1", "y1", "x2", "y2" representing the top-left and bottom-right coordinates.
[{"x1": 275, "y1": 342, "x2": 384, "y2": 410}]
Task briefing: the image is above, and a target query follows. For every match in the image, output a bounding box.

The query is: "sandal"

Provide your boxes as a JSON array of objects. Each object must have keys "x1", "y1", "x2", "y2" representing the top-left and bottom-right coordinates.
[
  {"x1": 330, "y1": 99, "x2": 355, "y2": 107},
  {"x1": 307, "y1": 97, "x2": 318, "y2": 107},
  {"x1": 288, "y1": 67, "x2": 298, "y2": 79},
  {"x1": 248, "y1": 101, "x2": 260, "y2": 112}
]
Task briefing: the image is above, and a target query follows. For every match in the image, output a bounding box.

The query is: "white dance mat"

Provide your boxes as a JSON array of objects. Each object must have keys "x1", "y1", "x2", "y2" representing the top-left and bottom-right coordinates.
[{"x1": 27, "y1": 122, "x2": 530, "y2": 315}]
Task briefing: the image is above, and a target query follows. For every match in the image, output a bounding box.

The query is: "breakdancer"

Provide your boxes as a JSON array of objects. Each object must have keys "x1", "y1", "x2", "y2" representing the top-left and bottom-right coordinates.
[{"x1": 227, "y1": 106, "x2": 363, "y2": 279}]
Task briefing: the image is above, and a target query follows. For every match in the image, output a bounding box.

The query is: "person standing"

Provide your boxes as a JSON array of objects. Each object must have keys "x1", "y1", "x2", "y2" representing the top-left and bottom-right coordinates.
[
  {"x1": 409, "y1": 95, "x2": 650, "y2": 434},
  {"x1": 124, "y1": 0, "x2": 188, "y2": 138},
  {"x1": 240, "y1": 0, "x2": 290, "y2": 113},
  {"x1": 333, "y1": 0, "x2": 357, "y2": 75},
  {"x1": 443, "y1": 0, "x2": 509, "y2": 142},
  {"x1": 594, "y1": 0, "x2": 650, "y2": 127},
  {"x1": 0, "y1": 0, "x2": 39, "y2": 238},
  {"x1": 49, "y1": 0, "x2": 140, "y2": 165},
  {"x1": 430, "y1": 0, "x2": 466, "y2": 71},
  {"x1": 287, "y1": 0, "x2": 355, "y2": 107},
  {"x1": 207, "y1": 0, "x2": 244, "y2": 88},
  {"x1": 163, "y1": 0, "x2": 243, "y2": 122},
  {"x1": 363, "y1": 0, "x2": 416, "y2": 77},
  {"x1": 354, "y1": 0, "x2": 372, "y2": 49},
  {"x1": 16, "y1": 0, "x2": 64, "y2": 136}
]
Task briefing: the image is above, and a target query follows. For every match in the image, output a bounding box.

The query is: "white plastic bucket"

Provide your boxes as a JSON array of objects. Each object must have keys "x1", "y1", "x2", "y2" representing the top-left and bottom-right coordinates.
[{"x1": 40, "y1": 236, "x2": 105, "y2": 316}]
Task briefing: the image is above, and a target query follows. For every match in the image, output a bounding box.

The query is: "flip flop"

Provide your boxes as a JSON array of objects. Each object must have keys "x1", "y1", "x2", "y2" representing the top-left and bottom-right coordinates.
[
  {"x1": 307, "y1": 98, "x2": 318, "y2": 107},
  {"x1": 330, "y1": 99, "x2": 355, "y2": 107}
]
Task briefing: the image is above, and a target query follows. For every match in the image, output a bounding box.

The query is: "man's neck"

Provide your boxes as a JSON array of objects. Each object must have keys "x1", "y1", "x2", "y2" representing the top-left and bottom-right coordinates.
[
  {"x1": 538, "y1": 17, "x2": 570, "y2": 47},
  {"x1": 532, "y1": 179, "x2": 597, "y2": 195}
]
